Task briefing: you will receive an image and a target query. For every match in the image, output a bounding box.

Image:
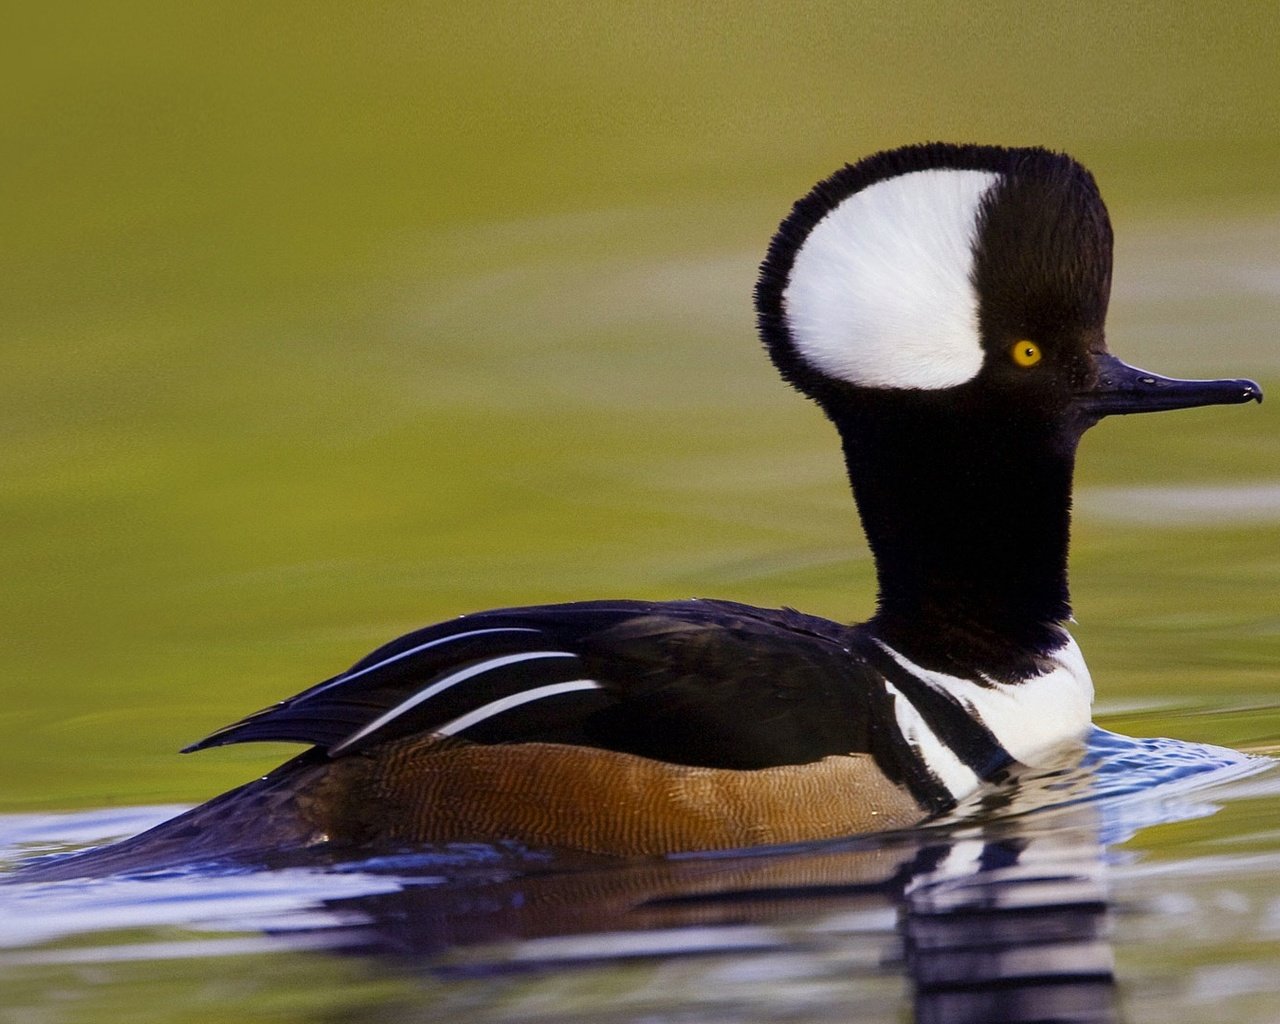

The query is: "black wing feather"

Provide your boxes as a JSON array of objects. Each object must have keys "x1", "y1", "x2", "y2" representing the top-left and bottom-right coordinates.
[{"x1": 184, "y1": 599, "x2": 896, "y2": 771}]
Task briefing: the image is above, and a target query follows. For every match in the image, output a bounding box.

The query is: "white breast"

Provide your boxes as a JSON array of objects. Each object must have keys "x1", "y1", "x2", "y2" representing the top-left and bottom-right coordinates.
[{"x1": 876, "y1": 634, "x2": 1095, "y2": 772}]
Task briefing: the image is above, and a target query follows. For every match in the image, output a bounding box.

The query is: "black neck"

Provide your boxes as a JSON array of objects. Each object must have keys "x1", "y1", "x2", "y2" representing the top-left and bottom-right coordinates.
[{"x1": 829, "y1": 397, "x2": 1076, "y2": 679}]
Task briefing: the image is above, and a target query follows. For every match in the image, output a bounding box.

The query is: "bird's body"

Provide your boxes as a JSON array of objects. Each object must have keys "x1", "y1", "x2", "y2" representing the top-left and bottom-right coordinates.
[
  {"x1": 172, "y1": 598, "x2": 1091, "y2": 856},
  {"x1": 25, "y1": 143, "x2": 1261, "y2": 877}
]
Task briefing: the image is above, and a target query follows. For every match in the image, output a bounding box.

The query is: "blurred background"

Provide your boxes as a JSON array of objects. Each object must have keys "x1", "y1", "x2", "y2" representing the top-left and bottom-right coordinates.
[{"x1": 3, "y1": 2, "x2": 1278, "y2": 808}]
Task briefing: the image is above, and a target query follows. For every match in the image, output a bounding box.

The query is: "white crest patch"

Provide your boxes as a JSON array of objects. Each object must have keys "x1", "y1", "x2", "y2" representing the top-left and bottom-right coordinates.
[{"x1": 783, "y1": 168, "x2": 999, "y2": 390}]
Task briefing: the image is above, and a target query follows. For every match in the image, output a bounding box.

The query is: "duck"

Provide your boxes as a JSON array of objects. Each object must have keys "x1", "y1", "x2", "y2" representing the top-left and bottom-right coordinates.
[{"x1": 31, "y1": 142, "x2": 1263, "y2": 876}]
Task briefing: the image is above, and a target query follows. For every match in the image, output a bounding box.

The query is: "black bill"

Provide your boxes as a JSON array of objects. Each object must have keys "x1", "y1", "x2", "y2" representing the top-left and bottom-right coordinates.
[{"x1": 1076, "y1": 352, "x2": 1263, "y2": 419}]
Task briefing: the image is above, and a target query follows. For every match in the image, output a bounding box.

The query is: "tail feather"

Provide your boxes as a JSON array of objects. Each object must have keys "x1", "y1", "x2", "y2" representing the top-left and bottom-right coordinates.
[{"x1": 14, "y1": 752, "x2": 339, "y2": 882}]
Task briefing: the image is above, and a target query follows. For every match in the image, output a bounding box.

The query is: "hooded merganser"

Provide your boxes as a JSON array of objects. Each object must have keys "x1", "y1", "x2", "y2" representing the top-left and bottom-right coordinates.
[{"x1": 49, "y1": 143, "x2": 1265, "y2": 869}]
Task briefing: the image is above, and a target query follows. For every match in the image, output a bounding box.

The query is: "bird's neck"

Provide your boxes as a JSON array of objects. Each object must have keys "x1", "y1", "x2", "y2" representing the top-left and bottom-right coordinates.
[{"x1": 831, "y1": 404, "x2": 1076, "y2": 679}]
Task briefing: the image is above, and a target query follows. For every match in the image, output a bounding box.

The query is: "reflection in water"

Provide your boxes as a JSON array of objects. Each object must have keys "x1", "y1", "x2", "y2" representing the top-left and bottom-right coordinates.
[
  {"x1": 1, "y1": 729, "x2": 1270, "y2": 1024},
  {"x1": 902, "y1": 820, "x2": 1114, "y2": 1024},
  {"x1": 296, "y1": 805, "x2": 1118, "y2": 1023}
]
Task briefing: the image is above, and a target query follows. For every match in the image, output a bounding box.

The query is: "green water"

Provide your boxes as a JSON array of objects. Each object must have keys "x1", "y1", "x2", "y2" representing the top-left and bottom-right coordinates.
[{"x1": 2, "y1": 5, "x2": 1279, "y2": 1022}]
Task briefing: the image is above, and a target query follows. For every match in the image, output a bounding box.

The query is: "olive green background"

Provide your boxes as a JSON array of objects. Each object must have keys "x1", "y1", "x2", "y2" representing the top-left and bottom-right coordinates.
[{"x1": 4, "y1": 2, "x2": 1278, "y2": 810}]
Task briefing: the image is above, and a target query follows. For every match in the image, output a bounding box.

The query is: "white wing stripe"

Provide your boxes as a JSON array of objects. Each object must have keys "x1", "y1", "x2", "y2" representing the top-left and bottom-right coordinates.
[
  {"x1": 310, "y1": 627, "x2": 542, "y2": 696},
  {"x1": 434, "y1": 680, "x2": 601, "y2": 737},
  {"x1": 331, "y1": 650, "x2": 577, "y2": 752}
]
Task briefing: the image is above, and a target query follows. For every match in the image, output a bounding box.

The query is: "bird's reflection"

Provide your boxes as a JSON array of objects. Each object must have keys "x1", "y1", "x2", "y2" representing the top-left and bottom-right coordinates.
[
  {"x1": 900, "y1": 817, "x2": 1114, "y2": 1023},
  {"x1": 300, "y1": 792, "x2": 1117, "y2": 1024}
]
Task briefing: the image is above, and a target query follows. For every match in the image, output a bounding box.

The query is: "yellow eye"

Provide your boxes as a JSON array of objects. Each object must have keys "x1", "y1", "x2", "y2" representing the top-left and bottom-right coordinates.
[{"x1": 1010, "y1": 340, "x2": 1042, "y2": 368}]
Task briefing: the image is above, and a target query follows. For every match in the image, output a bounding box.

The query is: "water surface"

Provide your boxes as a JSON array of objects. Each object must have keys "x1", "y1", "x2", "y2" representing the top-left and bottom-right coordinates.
[{"x1": 3, "y1": 721, "x2": 1278, "y2": 1024}]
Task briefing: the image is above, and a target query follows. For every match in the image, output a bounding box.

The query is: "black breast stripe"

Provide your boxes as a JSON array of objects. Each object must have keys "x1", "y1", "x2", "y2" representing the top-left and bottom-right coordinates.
[
  {"x1": 867, "y1": 708, "x2": 959, "y2": 817},
  {"x1": 860, "y1": 638, "x2": 1014, "y2": 783}
]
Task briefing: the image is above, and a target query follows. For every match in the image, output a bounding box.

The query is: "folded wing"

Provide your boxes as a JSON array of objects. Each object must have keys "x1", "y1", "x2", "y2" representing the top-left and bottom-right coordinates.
[{"x1": 184, "y1": 599, "x2": 893, "y2": 771}]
